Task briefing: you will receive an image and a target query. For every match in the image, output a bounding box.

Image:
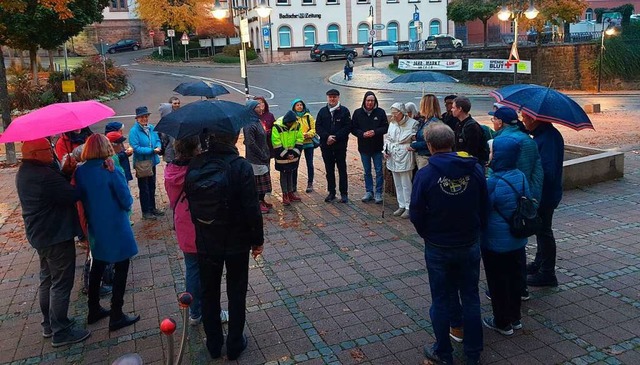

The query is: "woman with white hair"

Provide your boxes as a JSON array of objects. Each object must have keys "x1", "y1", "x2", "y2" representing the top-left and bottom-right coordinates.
[
  {"x1": 384, "y1": 102, "x2": 419, "y2": 219},
  {"x1": 404, "y1": 102, "x2": 420, "y2": 121}
]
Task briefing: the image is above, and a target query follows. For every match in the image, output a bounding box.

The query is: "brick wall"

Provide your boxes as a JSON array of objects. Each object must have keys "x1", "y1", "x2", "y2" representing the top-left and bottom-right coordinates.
[
  {"x1": 394, "y1": 43, "x2": 637, "y2": 91},
  {"x1": 74, "y1": 19, "x2": 153, "y2": 56}
]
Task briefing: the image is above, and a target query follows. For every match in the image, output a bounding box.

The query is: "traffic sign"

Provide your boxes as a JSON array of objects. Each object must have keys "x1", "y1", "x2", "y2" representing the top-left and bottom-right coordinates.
[
  {"x1": 369, "y1": 29, "x2": 376, "y2": 36},
  {"x1": 264, "y1": 39, "x2": 270, "y2": 49},
  {"x1": 413, "y1": 12, "x2": 420, "y2": 21},
  {"x1": 262, "y1": 27, "x2": 270, "y2": 37},
  {"x1": 62, "y1": 80, "x2": 75, "y2": 93},
  {"x1": 416, "y1": 21, "x2": 423, "y2": 34},
  {"x1": 373, "y1": 24, "x2": 385, "y2": 30},
  {"x1": 148, "y1": 30, "x2": 155, "y2": 37},
  {"x1": 181, "y1": 32, "x2": 189, "y2": 45},
  {"x1": 167, "y1": 29, "x2": 175, "y2": 37}
]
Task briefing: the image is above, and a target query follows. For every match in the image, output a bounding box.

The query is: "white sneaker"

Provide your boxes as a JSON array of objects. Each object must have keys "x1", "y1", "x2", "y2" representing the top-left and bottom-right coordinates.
[
  {"x1": 400, "y1": 209, "x2": 410, "y2": 219},
  {"x1": 189, "y1": 315, "x2": 202, "y2": 326},
  {"x1": 220, "y1": 310, "x2": 229, "y2": 323},
  {"x1": 393, "y1": 208, "x2": 405, "y2": 217}
]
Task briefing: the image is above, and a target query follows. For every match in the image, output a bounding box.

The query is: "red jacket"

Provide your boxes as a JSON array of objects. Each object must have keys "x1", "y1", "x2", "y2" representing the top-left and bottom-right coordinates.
[{"x1": 164, "y1": 161, "x2": 196, "y2": 254}]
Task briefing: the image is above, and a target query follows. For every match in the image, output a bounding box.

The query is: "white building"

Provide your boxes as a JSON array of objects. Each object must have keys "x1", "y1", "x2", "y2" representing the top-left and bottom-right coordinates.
[{"x1": 240, "y1": 0, "x2": 451, "y2": 62}]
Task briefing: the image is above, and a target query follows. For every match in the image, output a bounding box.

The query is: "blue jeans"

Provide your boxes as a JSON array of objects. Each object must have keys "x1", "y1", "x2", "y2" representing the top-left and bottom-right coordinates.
[
  {"x1": 425, "y1": 243, "x2": 483, "y2": 363},
  {"x1": 303, "y1": 147, "x2": 315, "y2": 185},
  {"x1": 137, "y1": 166, "x2": 157, "y2": 214},
  {"x1": 184, "y1": 253, "x2": 202, "y2": 319},
  {"x1": 360, "y1": 152, "x2": 383, "y2": 194}
]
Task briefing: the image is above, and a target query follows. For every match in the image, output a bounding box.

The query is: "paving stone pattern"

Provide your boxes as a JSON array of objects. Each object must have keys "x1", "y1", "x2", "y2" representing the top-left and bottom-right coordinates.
[{"x1": 0, "y1": 144, "x2": 639, "y2": 364}]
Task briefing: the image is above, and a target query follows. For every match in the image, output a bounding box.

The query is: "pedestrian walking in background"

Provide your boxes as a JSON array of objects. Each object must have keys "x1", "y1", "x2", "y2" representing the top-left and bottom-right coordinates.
[
  {"x1": 244, "y1": 100, "x2": 274, "y2": 213},
  {"x1": 291, "y1": 98, "x2": 317, "y2": 193},
  {"x1": 16, "y1": 138, "x2": 91, "y2": 347},
  {"x1": 344, "y1": 54, "x2": 354, "y2": 80},
  {"x1": 186, "y1": 133, "x2": 264, "y2": 361},
  {"x1": 75, "y1": 134, "x2": 140, "y2": 332},
  {"x1": 481, "y1": 136, "x2": 530, "y2": 336},
  {"x1": 272, "y1": 111, "x2": 304, "y2": 206},
  {"x1": 129, "y1": 106, "x2": 165, "y2": 220},
  {"x1": 409, "y1": 94, "x2": 442, "y2": 169},
  {"x1": 522, "y1": 112, "x2": 564, "y2": 287},
  {"x1": 441, "y1": 94, "x2": 458, "y2": 130},
  {"x1": 316, "y1": 89, "x2": 352, "y2": 203},
  {"x1": 409, "y1": 122, "x2": 488, "y2": 365},
  {"x1": 351, "y1": 91, "x2": 389, "y2": 204},
  {"x1": 384, "y1": 102, "x2": 419, "y2": 219},
  {"x1": 159, "y1": 97, "x2": 181, "y2": 163}
]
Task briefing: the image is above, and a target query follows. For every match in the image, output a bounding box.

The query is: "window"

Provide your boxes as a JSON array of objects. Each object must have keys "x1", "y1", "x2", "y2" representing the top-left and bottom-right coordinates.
[
  {"x1": 585, "y1": 8, "x2": 593, "y2": 21},
  {"x1": 409, "y1": 21, "x2": 417, "y2": 41},
  {"x1": 387, "y1": 21, "x2": 398, "y2": 42},
  {"x1": 357, "y1": 23, "x2": 370, "y2": 44},
  {"x1": 278, "y1": 26, "x2": 292, "y2": 48},
  {"x1": 276, "y1": 0, "x2": 289, "y2": 5},
  {"x1": 327, "y1": 24, "x2": 340, "y2": 43},
  {"x1": 109, "y1": 0, "x2": 127, "y2": 11},
  {"x1": 357, "y1": 0, "x2": 369, "y2": 3},
  {"x1": 326, "y1": 0, "x2": 338, "y2": 4},
  {"x1": 429, "y1": 20, "x2": 441, "y2": 36},
  {"x1": 304, "y1": 25, "x2": 316, "y2": 46},
  {"x1": 302, "y1": 0, "x2": 314, "y2": 4}
]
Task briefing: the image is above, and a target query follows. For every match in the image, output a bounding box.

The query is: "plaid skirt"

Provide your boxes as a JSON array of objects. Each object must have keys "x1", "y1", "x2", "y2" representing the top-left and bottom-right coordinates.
[{"x1": 254, "y1": 171, "x2": 272, "y2": 194}]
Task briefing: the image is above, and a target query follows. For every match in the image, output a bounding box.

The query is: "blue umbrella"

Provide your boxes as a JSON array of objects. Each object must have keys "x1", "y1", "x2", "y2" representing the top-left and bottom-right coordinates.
[
  {"x1": 173, "y1": 80, "x2": 230, "y2": 98},
  {"x1": 389, "y1": 71, "x2": 459, "y2": 84},
  {"x1": 490, "y1": 84, "x2": 593, "y2": 131},
  {"x1": 155, "y1": 100, "x2": 257, "y2": 138}
]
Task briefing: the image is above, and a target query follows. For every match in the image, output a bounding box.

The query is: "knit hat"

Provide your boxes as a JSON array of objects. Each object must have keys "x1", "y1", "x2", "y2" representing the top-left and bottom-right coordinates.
[
  {"x1": 493, "y1": 107, "x2": 519, "y2": 125},
  {"x1": 106, "y1": 131, "x2": 126, "y2": 143},
  {"x1": 390, "y1": 102, "x2": 407, "y2": 115},
  {"x1": 283, "y1": 110, "x2": 297, "y2": 125},
  {"x1": 105, "y1": 122, "x2": 124, "y2": 134},
  {"x1": 245, "y1": 99, "x2": 260, "y2": 111}
]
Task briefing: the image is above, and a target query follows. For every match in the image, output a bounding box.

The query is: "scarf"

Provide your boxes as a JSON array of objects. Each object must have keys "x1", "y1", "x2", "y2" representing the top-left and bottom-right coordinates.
[
  {"x1": 295, "y1": 110, "x2": 306, "y2": 118},
  {"x1": 329, "y1": 102, "x2": 341, "y2": 116}
]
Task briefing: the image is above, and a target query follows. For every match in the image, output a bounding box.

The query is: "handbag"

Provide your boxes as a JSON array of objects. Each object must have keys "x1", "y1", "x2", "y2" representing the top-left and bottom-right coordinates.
[
  {"x1": 311, "y1": 135, "x2": 320, "y2": 149},
  {"x1": 134, "y1": 160, "x2": 153, "y2": 178}
]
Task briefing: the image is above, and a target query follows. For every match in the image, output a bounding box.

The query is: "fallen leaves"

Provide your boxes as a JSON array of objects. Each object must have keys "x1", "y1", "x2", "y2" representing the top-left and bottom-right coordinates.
[{"x1": 350, "y1": 348, "x2": 365, "y2": 362}]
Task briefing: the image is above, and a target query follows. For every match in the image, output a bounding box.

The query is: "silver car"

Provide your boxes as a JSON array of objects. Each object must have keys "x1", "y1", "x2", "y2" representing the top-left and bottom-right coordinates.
[{"x1": 362, "y1": 40, "x2": 399, "y2": 57}]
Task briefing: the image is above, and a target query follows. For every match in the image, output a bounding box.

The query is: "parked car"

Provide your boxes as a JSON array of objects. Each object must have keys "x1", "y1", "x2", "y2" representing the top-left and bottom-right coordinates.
[
  {"x1": 107, "y1": 39, "x2": 140, "y2": 54},
  {"x1": 362, "y1": 41, "x2": 400, "y2": 57},
  {"x1": 425, "y1": 35, "x2": 463, "y2": 50},
  {"x1": 310, "y1": 43, "x2": 357, "y2": 62}
]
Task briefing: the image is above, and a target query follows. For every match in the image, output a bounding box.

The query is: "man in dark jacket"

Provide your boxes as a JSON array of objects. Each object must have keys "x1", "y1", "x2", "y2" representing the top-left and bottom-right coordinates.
[
  {"x1": 16, "y1": 138, "x2": 90, "y2": 347},
  {"x1": 188, "y1": 133, "x2": 264, "y2": 361},
  {"x1": 441, "y1": 94, "x2": 458, "y2": 130},
  {"x1": 316, "y1": 88, "x2": 351, "y2": 203},
  {"x1": 409, "y1": 123, "x2": 488, "y2": 365},
  {"x1": 452, "y1": 96, "x2": 489, "y2": 165},
  {"x1": 351, "y1": 91, "x2": 389, "y2": 204},
  {"x1": 522, "y1": 113, "x2": 564, "y2": 287}
]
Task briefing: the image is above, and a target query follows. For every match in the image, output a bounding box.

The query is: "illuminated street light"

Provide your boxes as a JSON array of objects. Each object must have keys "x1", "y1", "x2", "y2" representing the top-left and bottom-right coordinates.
[
  {"x1": 598, "y1": 19, "x2": 618, "y2": 93},
  {"x1": 497, "y1": 0, "x2": 538, "y2": 84}
]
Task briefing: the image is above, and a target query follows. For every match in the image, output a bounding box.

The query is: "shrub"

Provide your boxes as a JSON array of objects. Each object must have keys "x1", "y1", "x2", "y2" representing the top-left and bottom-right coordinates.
[
  {"x1": 72, "y1": 56, "x2": 128, "y2": 99},
  {"x1": 7, "y1": 68, "x2": 44, "y2": 110},
  {"x1": 597, "y1": 23, "x2": 640, "y2": 80},
  {"x1": 212, "y1": 46, "x2": 258, "y2": 63}
]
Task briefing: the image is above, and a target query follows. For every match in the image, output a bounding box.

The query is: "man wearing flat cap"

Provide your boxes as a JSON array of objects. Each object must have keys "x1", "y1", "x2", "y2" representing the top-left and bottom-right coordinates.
[
  {"x1": 315, "y1": 89, "x2": 352, "y2": 203},
  {"x1": 16, "y1": 138, "x2": 91, "y2": 347}
]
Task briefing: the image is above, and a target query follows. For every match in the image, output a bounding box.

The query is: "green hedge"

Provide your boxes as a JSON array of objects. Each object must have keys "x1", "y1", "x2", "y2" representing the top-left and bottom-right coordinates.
[{"x1": 597, "y1": 23, "x2": 640, "y2": 80}]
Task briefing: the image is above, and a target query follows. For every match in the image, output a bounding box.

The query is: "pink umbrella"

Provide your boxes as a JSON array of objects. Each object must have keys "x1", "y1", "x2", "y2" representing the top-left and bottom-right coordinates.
[{"x1": 0, "y1": 101, "x2": 115, "y2": 143}]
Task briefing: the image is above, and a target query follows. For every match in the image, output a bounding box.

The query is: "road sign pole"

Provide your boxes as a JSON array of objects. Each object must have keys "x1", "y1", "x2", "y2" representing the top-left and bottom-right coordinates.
[
  {"x1": 63, "y1": 43, "x2": 72, "y2": 102},
  {"x1": 171, "y1": 37, "x2": 175, "y2": 61}
]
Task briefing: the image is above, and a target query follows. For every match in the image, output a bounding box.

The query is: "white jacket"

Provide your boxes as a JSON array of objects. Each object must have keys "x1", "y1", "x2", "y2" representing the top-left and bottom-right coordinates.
[{"x1": 385, "y1": 117, "x2": 418, "y2": 172}]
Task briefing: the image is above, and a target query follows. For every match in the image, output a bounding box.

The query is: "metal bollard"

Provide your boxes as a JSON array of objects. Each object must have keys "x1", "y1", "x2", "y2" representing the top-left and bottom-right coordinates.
[
  {"x1": 160, "y1": 318, "x2": 177, "y2": 365},
  {"x1": 175, "y1": 292, "x2": 193, "y2": 365}
]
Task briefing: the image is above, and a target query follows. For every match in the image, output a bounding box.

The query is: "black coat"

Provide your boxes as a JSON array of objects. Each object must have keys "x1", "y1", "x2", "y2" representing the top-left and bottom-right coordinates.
[
  {"x1": 189, "y1": 143, "x2": 264, "y2": 256},
  {"x1": 16, "y1": 160, "x2": 81, "y2": 249},
  {"x1": 351, "y1": 107, "x2": 389, "y2": 154},
  {"x1": 316, "y1": 104, "x2": 351, "y2": 151}
]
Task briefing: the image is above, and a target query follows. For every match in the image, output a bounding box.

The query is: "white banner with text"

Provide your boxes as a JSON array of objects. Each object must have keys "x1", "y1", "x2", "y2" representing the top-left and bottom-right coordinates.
[
  {"x1": 398, "y1": 59, "x2": 463, "y2": 71},
  {"x1": 467, "y1": 59, "x2": 532, "y2": 74}
]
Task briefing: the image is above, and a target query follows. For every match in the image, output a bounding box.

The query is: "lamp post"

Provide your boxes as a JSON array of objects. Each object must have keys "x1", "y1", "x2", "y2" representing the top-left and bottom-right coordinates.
[
  {"x1": 213, "y1": 0, "x2": 272, "y2": 99},
  {"x1": 497, "y1": 0, "x2": 538, "y2": 84},
  {"x1": 597, "y1": 19, "x2": 616, "y2": 93},
  {"x1": 368, "y1": 5, "x2": 374, "y2": 67}
]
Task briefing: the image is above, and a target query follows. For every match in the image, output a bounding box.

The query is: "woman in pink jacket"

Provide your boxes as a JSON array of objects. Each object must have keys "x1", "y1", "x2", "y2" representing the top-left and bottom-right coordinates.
[{"x1": 164, "y1": 136, "x2": 228, "y2": 325}]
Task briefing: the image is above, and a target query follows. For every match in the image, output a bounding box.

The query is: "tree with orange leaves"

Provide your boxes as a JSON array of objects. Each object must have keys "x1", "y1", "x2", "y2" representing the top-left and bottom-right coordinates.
[{"x1": 135, "y1": 0, "x2": 216, "y2": 33}]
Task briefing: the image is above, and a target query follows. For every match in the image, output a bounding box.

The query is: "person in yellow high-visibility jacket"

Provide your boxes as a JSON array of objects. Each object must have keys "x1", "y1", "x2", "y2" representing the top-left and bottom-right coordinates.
[{"x1": 272, "y1": 110, "x2": 304, "y2": 206}]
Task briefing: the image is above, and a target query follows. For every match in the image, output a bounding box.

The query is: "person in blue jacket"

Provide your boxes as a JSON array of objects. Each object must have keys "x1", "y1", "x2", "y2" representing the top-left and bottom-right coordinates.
[
  {"x1": 481, "y1": 136, "x2": 530, "y2": 336},
  {"x1": 75, "y1": 134, "x2": 140, "y2": 332},
  {"x1": 409, "y1": 122, "x2": 488, "y2": 365},
  {"x1": 522, "y1": 112, "x2": 564, "y2": 287},
  {"x1": 128, "y1": 106, "x2": 164, "y2": 220}
]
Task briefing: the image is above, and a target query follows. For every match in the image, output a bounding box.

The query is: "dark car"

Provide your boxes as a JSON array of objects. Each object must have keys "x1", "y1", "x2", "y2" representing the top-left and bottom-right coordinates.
[
  {"x1": 107, "y1": 39, "x2": 140, "y2": 54},
  {"x1": 310, "y1": 43, "x2": 357, "y2": 62}
]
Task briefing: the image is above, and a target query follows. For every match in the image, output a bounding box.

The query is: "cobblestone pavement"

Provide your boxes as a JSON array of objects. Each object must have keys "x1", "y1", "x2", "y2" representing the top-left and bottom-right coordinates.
[{"x1": 0, "y1": 139, "x2": 639, "y2": 365}]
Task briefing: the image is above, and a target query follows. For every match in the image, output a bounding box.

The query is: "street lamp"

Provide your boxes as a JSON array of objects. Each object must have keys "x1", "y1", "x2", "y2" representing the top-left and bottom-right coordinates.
[
  {"x1": 597, "y1": 18, "x2": 617, "y2": 93},
  {"x1": 368, "y1": 5, "x2": 374, "y2": 67},
  {"x1": 497, "y1": 0, "x2": 539, "y2": 84},
  {"x1": 212, "y1": 0, "x2": 271, "y2": 99}
]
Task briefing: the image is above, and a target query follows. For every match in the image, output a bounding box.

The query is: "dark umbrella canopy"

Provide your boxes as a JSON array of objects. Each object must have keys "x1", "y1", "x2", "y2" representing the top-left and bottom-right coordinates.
[
  {"x1": 390, "y1": 71, "x2": 459, "y2": 84},
  {"x1": 155, "y1": 100, "x2": 258, "y2": 139},
  {"x1": 490, "y1": 84, "x2": 593, "y2": 131},
  {"x1": 173, "y1": 80, "x2": 230, "y2": 98}
]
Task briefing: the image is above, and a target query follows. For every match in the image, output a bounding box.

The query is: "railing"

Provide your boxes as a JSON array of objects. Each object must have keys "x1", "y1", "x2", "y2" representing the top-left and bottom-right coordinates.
[{"x1": 500, "y1": 31, "x2": 601, "y2": 45}]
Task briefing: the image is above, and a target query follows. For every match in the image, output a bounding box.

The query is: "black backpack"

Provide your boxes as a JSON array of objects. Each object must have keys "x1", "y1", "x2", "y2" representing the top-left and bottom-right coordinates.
[
  {"x1": 460, "y1": 119, "x2": 491, "y2": 163},
  {"x1": 184, "y1": 154, "x2": 240, "y2": 226},
  {"x1": 495, "y1": 176, "x2": 541, "y2": 238}
]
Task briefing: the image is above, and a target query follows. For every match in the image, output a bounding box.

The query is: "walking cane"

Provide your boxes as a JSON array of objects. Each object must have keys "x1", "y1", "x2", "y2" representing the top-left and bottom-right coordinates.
[
  {"x1": 175, "y1": 292, "x2": 193, "y2": 365},
  {"x1": 382, "y1": 151, "x2": 387, "y2": 218},
  {"x1": 160, "y1": 318, "x2": 177, "y2": 365}
]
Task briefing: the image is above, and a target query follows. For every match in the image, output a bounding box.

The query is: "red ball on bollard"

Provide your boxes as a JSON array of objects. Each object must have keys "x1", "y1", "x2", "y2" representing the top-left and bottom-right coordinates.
[
  {"x1": 178, "y1": 292, "x2": 193, "y2": 309},
  {"x1": 160, "y1": 318, "x2": 177, "y2": 335}
]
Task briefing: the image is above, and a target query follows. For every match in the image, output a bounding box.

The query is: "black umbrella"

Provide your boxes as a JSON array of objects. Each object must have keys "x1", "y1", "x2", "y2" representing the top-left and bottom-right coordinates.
[
  {"x1": 155, "y1": 100, "x2": 257, "y2": 139},
  {"x1": 389, "y1": 71, "x2": 459, "y2": 83},
  {"x1": 173, "y1": 80, "x2": 230, "y2": 98}
]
